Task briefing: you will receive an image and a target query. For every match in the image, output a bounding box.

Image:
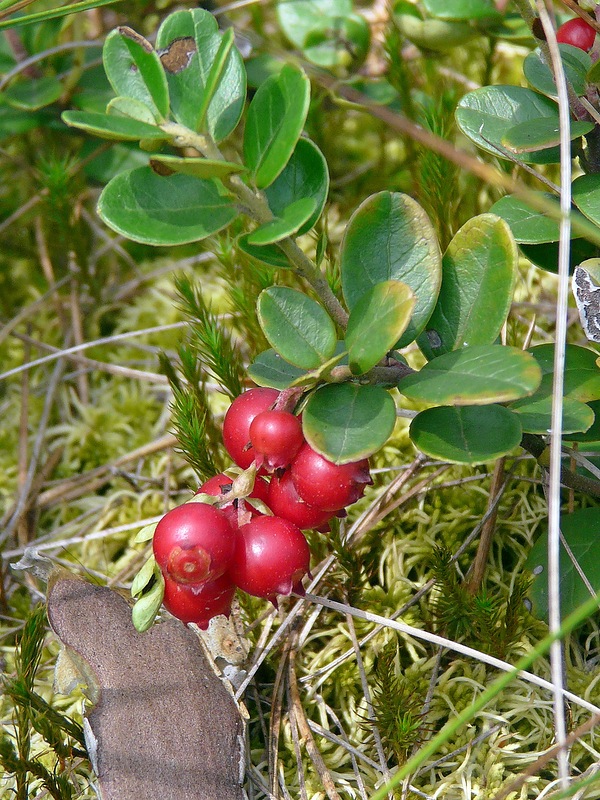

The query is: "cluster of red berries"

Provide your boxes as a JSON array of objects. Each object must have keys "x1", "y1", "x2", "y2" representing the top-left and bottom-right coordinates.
[{"x1": 152, "y1": 387, "x2": 372, "y2": 628}]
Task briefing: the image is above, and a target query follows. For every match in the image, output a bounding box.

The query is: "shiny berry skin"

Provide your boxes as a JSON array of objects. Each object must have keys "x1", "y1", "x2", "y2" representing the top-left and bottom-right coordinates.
[
  {"x1": 153, "y1": 503, "x2": 234, "y2": 585},
  {"x1": 268, "y1": 470, "x2": 334, "y2": 530},
  {"x1": 228, "y1": 515, "x2": 311, "y2": 600},
  {"x1": 198, "y1": 473, "x2": 270, "y2": 528},
  {"x1": 162, "y1": 572, "x2": 236, "y2": 628},
  {"x1": 249, "y1": 410, "x2": 304, "y2": 470},
  {"x1": 556, "y1": 18, "x2": 596, "y2": 51},
  {"x1": 291, "y1": 444, "x2": 372, "y2": 512},
  {"x1": 222, "y1": 388, "x2": 280, "y2": 469}
]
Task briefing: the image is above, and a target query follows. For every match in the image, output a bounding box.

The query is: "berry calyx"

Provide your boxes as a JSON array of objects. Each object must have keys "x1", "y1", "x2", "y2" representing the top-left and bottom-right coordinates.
[
  {"x1": 222, "y1": 388, "x2": 280, "y2": 469},
  {"x1": 153, "y1": 502, "x2": 234, "y2": 585},
  {"x1": 249, "y1": 409, "x2": 304, "y2": 470},
  {"x1": 228, "y1": 515, "x2": 311, "y2": 600},
  {"x1": 556, "y1": 18, "x2": 596, "y2": 51},
  {"x1": 199, "y1": 472, "x2": 270, "y2": 529},
  {"x1": 291, "y1": 444, "x2": 372, "y2": 512},
  {"x1": 162, "y1": 572, "x2": 236, "y2": 628}
]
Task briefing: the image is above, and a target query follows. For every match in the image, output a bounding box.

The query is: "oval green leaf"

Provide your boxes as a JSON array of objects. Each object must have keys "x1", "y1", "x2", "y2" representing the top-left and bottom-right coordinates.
[
  {"x1": 528, "y1": 343, "x2": 599, "y2": 374},
  {"x1": 247, "y1": 198, "x2": 317, "y2": 245},
  {"x1": 456, "y1": 86, "x2": 562, "y2": 164},
  {"x1": 501, "y1": 117, "x2": 593, "y2": 154},
  {"x1": 423, "y1": 0, "x2": 501, "y2": 22},
  {"x1": 409, "y1": 404, "x2": 523, "y2": 465},
  {"x1": 257, "y1": 286, "x2": 337, "y2": 369},
  {"x1": 277, "y1": 0, "x2": 352, "y2": 48},
  {"x1": 418, "y1": 214, "x2": 518, "y2": 359},
  {"x1": 149, "y1": 154, "x2": 246, "y2": 179},
  {"x1": 340, "y1": 191, "x2": 442, "y2": 348},
  {"x1": 490, "y1": 193, "x2": 562, "y2": 244},
  {"x1": 345, "y1": 281, "x2": 415, "y2": 375},
  {"x1": 523, "y1": 44, "x2": 591, "y2": 99},
  {"x1": 526, "y1": 508, "x2": 600, "y2": 622},
  {"x1": 103, "y1": 28, "x2": 169, "y2": 120},
  {"x1": 4, "y1": 75, "x2": 62, "y2": 110},
  {"x1": 237, "y1": 234, "x2": 292, "y2": 268},
  {"x1": 131, "y1": 568, "x2": 165, "y2": 633},
  {"x1": 97, "y1": 166, "x2": 238, "y2": 245},
  {"x1": 572, "y1": 173, "x2": 600, "y2": 228},
  {"x1": 107, "y1": 96, "x2": 157, "y2": 124},
  {"x1": 528, "y1": 345, "x2": 600, "y2": 401},
  {"x1": 564, "y1": 399, "x2": 600, "y2": 442},
  {"x1": 243, "y1": 63, "x2": 310, "y2": 189},
  {"x1": 248, "y1": 349, "x2": 309, "y2": 388},
  {"x1": 399, "y1": 345, "x2": 541, "y2": 405},
  {"x1": 62, "y1": 110, "x2": 165, "y2": 142},
  {"x1": 519, "y1": 238, "x2": 597, "y2": 274},
  {"x1": 509, "y1": 394, "x2": 594, "y2": 434},
  {"x1": 303, "y1": 383, "x2": 397, "y2": 463},
  {"x1": 264, "y1": 137, "x2": 329, "y2": 236},
  {"x1": 156, "y1": 9, "x2": 246, "y2": 140}
]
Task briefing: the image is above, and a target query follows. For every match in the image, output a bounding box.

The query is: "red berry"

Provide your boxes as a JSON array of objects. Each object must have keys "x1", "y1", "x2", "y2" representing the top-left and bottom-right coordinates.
[
  {"x1": 228, "y1": 515, "x2": 311, "y2": 600},
  {"x1": 249, "y1": 410, "x2": 304, "y2": 470},
  {"x1": 162, "y1": 573, "x2": 236, "y2": 628},
  {"x1": 291, "y1": 444, "x2": 372, "y2": 512},
  {"x1": 153, "y1": 502, "x2": 234, "y2": 585},
  {"x1": 556, "y1": 18, "x2": 596, "y2": 51},
  {"x1": 222, "y1": 388, "x2": 280, "y2": 469},
  {"x1": 198, "y1": 473, "x2": 270, "y2": 528},
  {"x1": 268, "y1": 470, "x2": 334, "y2": 530}
]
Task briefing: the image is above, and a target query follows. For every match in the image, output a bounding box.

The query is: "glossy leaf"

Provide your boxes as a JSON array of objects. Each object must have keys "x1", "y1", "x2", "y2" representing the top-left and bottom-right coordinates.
[
  {"x1": 340, "y1": 191, "x2": 442, "y2": 347},
  {"x1": 264, "y1": 137, "x2": 329, "y2": 236},
  {"x1": 409, "y1": 405, "x2": 523, "y2": 465},
  {"x1": 257, "y1": 286, "x2": 337, "y2": 369},
  {"x1": 247, "y1": 198, "x2": 317, "y2": 245},
  {"x1": 528, "y1": 344, "x2": 600, "y2": 401},
  {"x1": 149, "y1": 154, "x2": 246, "y2": 179},
  {"x1": 519, "y1": 238, "x2": 597, "y2": 274},
  {"x1": 490, "y1": 193, "x2": 561, "y2": 243},
  {"x1": 155, "y1": 9, "x2": 246, "y2": 140},
  {"x1": 62, "y1": 110, "x2": 166, "y2": 142},
  {"x1": 248, "y1": 350, "x2": 308, "y2": 389},
  {"x1": 243, "y1": 64, "x2": 310, "y2": 189},
  {"x1": 237, "y1": 235, "x2": 291, "y2": 268},
  {"x1": 501, "y1": 117, "x2": 593, "y2": 154},
  {"x1": 564, "y1": 399, "x2": 600, "y2": 442},
  {"x1": 97, "y1": 166, "x2": 238, "y2": 245},
  {"x1": 399, "y1": 345, "x2": 541, "y2": 405},
  {"x1": 345, "y1": 281, "x2": 415, "y2": 375},
  {"x1": 572, "y1": 173, "x2": 600, "y2": 228},
  {"x1": 528, "y1": 343, "x2": 599, "y2": 373},
  {"x1": 303, "y1": 383, "x2": 397, "y2": 463},
  {"x1": 418, "y1": 214, "x2": 518, "y2": 358},
  {"x1": 423, "y1": 0, "x2": 501, "y2": 22},
  {"x1": 509, "y1": 394, "x2": 594, "y2": 434},
  {"x1": 4, "y1": 76, "x2": 62, "y2": 110},
  {"x1": 277, "y1": 0, "x2": 352, "y2": 48},
  {"x1": 103, "y1": 28, "x2": 169, "y2": 120},
  {"x1": 526, "y1": 508, "x2": 600, "y2": 622},
  {"x1": 107, "y1": 97, "x2": 157, "y2": 125},
  {"x1": 523, "y1": 44, "x2": 591, "y2": 99},
  {"x1": 456, "y1": 86, "x2": 562, "y2": 164}
]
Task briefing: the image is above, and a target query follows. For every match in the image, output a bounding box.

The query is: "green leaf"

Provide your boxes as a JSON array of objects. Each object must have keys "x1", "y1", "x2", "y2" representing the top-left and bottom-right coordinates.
[
  {"x1": 3, "y1": 75, "x2": 62, "y2": 110},
  {"x1": 303, "y1": 383, "x2": 397, "y2": 463},
  {"x1": 107, "y1": 96, "x2": 157, "y2": 124},
  {"x1": 409, "y1": 405, "x2": 523, "y2": 465},
  {"x1": 394, "y1": 13, "x2": 478, "y2": 50},
  {"x1": 456, "y1": 86, "x2": 563, "y2": 164},
  {"x1": 247, "y1": 198, "x2": 317, "y2": 245},
  {"x1": 237, "y1": 234, "x2": 292, "y2": 268},
  {"x1": 97, "y1": 166, "x2": 238, "y2": 245},
  {"x1": 257, "y1": 286, "x2": 337, "y2": 369},
  {"x1": 564, "y1": 399, "x2": 600, "y2": 441},
  {"x1": 248, "y1": 349, "x2": 309, "y2": 389},
  {"x1": 264, "y1": 137, "x2": 329, "y2": 236},
  {"x1": 302, "y1": 14, "x2": 371, "y2": 69},
  {"x1": 131, "y1": 554, "x2": 158, "y2": 597},
  {"x1": 103, "y1": 28, "x2": 169, "y2": 120},
  {"x1": 243, "y1": 64, "x2": 310, "y2": 189},
  {"x1": 131, "y1": 568, "x2": 165, "y2": 633},
  {"x1": 340, "y1": 191, "x2": 442, "y2": 347},
  {"x1": 277, "y1": 0, "x2": 352, "y2": 48},
  {"x1": 509, "y1": 394, "x2": 594, "y2": 434},
  {"x1": 501, "y1": 117, "x2": 593, "y2": 154},
  {"x1": 528, "y1": 343, "x2": 599, "y2": 373},
  {"x1": 418, "y1": 214, "x2": 518, "y2": 358},
  {"x1": 399, "y1": 345, "x2": 541, "y2": 405},
  {"x1": 423, "y1": 0, "x2": 501, "y2": 22},
  {"x1": 572, "y1": 173, "x2": 600, "y2": 228},
  {"x1": 345, "y1": 281, "x2": 415, "y2": 375},
  {"x1": 519, "y1": 238, "x2": 597, "y2": 274},
  {"x1": 490, "y1": 193, "x2": 562, "y2": 244},
  {"x1": 524, "y1": 44, "x2": 591, "y2": 99},
  {"x1": 528, "y1": 344, "x2": 600, "y2": 401},
  {"x1": 133, "y1": 521, "x2": 158, "y2": 543},
  {"x1": 61, "y1": 110, "x2": 166, "y2": 142},
  {"x1": 149, "y1": 154, "x2": 246, "y2": 179},
  {"x1": 526, "y1": 508, "x2": 600, "y2": 622},
  {"x1": 155, "y1": 9, "x2": 246, "y2": 140}
]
